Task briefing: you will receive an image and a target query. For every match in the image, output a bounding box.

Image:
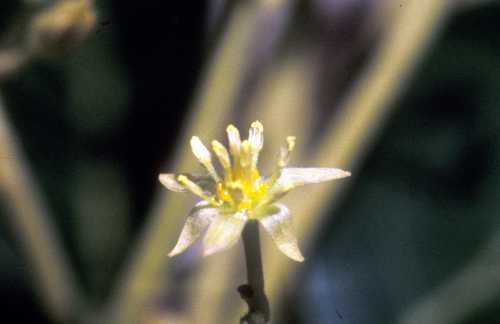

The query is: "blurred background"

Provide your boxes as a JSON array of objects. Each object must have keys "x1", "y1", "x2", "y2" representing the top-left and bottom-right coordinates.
[{"x1": 1, "y1": 0, "x2": 500, "y2": 323}]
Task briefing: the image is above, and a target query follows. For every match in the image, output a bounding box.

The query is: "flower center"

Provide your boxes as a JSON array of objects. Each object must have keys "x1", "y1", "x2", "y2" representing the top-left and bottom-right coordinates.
[{"x1": 215, "y1": 165, "x2": 269, "y2": 212}]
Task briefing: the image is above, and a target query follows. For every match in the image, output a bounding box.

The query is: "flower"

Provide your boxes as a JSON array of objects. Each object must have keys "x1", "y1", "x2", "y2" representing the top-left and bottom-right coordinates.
[{"x1": 159, "y1": 121, "x2": 350, "y2": 262}]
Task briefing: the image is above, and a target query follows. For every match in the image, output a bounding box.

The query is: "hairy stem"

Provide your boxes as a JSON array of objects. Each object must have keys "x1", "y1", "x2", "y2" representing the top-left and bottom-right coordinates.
[{"x1": 239, "y1": 221, "x2": 270, "y2": 324}]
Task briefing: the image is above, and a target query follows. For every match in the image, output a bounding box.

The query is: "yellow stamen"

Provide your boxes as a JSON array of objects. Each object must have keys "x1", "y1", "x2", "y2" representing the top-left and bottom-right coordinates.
[
  {"x1": 240, "y1": 140, "x2": 252, "y2": 168},
  {"x1": 279, "y1": 136, "x2": 296, "y2": 168},
  {"x1": 212, "y1": 140, "x2": 232, "y2": 182},
  {"x1": 216, "y1": 182, "x2": 233, "y2": 203},
  {"x1": 177, "y1": 175, "x2": 219, "y2": 206},
  {"x1": 287, "y1": 136, "x2": 296, "y2": 151}
]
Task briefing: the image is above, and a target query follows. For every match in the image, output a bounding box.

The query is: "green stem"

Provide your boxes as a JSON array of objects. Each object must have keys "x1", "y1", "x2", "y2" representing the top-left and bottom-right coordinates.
[{"x1": 239, "y1": 220, "x2": 270, "y2": 324}]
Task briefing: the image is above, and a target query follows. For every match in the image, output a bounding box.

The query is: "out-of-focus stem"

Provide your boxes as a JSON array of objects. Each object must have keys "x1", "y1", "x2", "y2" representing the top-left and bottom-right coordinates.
[
  {"x1": 314, "y1": 0, "x2": 450, "y2": 168},
  {"x1": 0, "y1": 94, "x2": 83, "y2": 322},
  {"x1": 239, "y1": 221, "x2": 270, "y2": 324},
  {"x1": 246, "y1": 51, "x2": 314, "y2": 166},
  {"x1": 104, "y1": 2, "x2": 260, "y2": 324}
]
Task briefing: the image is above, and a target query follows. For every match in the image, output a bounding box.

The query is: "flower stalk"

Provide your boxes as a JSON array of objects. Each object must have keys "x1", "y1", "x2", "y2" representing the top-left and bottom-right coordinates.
[{"x1": 239, "y1": 220, "x2": 270, "y2": 324}]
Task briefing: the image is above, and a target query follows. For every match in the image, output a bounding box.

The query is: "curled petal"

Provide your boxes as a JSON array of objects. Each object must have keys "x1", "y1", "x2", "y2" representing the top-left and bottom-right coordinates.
[
  {"x1": 159, "y1": 173, "x2": 215, "y2": 193},
  {"x1": 259, "y1": 203, "x2": 304, "y2": 262},
  {"x1": 276, "y1": 167, "x2": 351, "y2": 189},
  {"x1": 168, "y1": 201, "x2": 219, "y2": 257},
  {"x1": 203, "y1": 211, "x2": 247, "y2": 256}
]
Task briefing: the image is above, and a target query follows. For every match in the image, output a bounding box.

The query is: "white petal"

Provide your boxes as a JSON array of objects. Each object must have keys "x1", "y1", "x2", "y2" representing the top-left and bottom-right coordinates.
[
  {"x1": 226, "y1": 124, "x2": 241, "y2": 157},
  {"x1": 159, "y1": 173, "x2": 187, "y2": 192},
  {"x1": 190, "y1": 136, "x2": 211, "y2": 163},
  {"x1": 203, "y1": 211, "x2": 247, "y2": 256},
  {"x1": 259, "y1": 203, "x2": 304, "y2": 262},
  {"x1": 168, "y1": 201, "x2": 219, "y2": 257},
  {"x1": 276, "y1": 167, "x2": 351, "y2": 189},
  {"x1": 248, "y1": 121, "x2": 264, "y2": 167},
  {"x1": 191, "y1": 136, "x2": 220, "y2": 181},
  {"x1": 248, "y1": 121, "x2": 264, "y2": 150}
]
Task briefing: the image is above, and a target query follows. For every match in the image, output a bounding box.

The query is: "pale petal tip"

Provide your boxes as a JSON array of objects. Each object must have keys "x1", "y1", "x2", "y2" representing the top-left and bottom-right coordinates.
[
  {"x1": 212, "y1": 140, "x2": 227, "y2": 153},
  {"x1": 202, "y1": 248, "x2": 215, "y2": 257},
  {"x1": 202, "y1": 245, "x2": 225, "y2": 257},
  {"x1": 249, "y1": 121, "x2": 264, "y2": 152},
  {"x1": 227, "y1": 124, "x2": 242, "y2": 154},
  {"x1": 227, "y1": 124, "x2": 238, "y2": 132},
  {"x1": 159, "y1": 173, "x2": 167, "y2": 185},
  {"x1": 293, "y1": 254, "x2": 305, "y2": 262},
  {"x1": 168, "y1": 243, "x2": 185, "y2": 257},
  {"x1": 281, "y1": 243, "x2": 305, "y2": 262},
  {"x1": 340, "y1": 170, "x2": 351, "y2": 178},
  {"x1": 226, "y1": 124, "x2": 240, "y2": 139},
  {"x1": 167, "y1": 249, "x2": 179, "y2": 257},
  {"x1": 159, "y1": 173, "x2": 186, "y2": 192},
  {"x1": 250, "y1": 120, "x2": 263, "y2": 130},
  {"x1": 167, "y1": 237, "x2": 188, "y2": 257},
  {"x1": 190, "y1": 135, "x2": 204, "y2": 149},
  {"x1": 190, "y1": 136, "x2": 211, "y2": 162},
  {"x1": 286, "y1": 136, "x2": 296, "y2": 152}
]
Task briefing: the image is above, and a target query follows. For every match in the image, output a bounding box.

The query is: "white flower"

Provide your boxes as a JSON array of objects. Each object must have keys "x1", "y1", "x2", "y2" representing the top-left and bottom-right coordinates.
[{"x1": 159, "y1": 121, "x2": 350, "y2": 262}]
